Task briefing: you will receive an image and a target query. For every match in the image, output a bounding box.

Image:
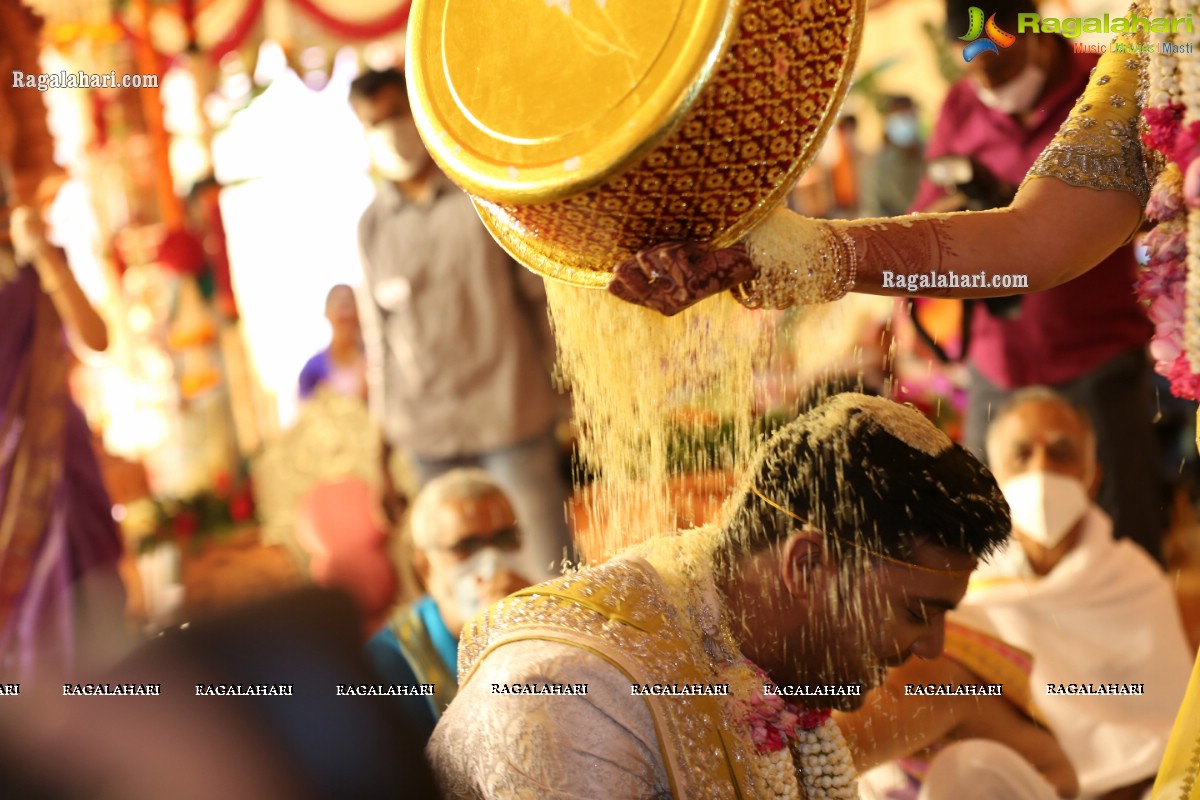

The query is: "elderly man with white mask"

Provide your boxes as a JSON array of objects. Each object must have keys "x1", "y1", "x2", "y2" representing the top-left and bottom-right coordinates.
[
  {"x1": 366, "y1": 469, "x2": 531, "y2": 743},
  {"x1": 927, "y1": 387, "x2": 1192, "y2": 800}
]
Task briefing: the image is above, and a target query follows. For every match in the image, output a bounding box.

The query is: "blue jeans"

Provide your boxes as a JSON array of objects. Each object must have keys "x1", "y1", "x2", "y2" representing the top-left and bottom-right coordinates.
[{"x1": 411, "y1": 428, "x2": 574, "y2": 580}]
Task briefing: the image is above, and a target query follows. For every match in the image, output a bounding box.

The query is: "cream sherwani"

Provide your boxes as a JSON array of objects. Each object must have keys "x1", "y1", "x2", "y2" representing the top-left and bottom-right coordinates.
[
  {"x1": 427, "y1": 636, "x2": 673, "y2": 798},
  {"x1": 425, "y1": 530, "x2": 852, "y2": 799},
  {"x1": 424, "y1": 548, "x2": 753, "y2": 800},
  {"x1": 955, "y1": 505, "x2": 1192, "y2": 798}
]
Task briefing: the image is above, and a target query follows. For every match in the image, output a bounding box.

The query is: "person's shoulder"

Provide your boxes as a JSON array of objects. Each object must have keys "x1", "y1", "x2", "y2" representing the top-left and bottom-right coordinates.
[
  {"x1": 360, "y1": 186, "x2": 393, "y2": 216},
  {"x1": 358, "y1": 184, "x2": 406, "y2": 231},
  {"x1": 363, "y1": 624, "x2": 424, "y2": 687},
  {"x1": 437, "y1": 183, "x2": 483, "y2": 220},
  {"x1": 941, "y1": 78, "x2": 987, "y2": 116},
  {"x1": 300, "y1": 349, "x2": 328, "y2": 372},
  {"x1": 357, "y1": 191, "x2": 388, "y2": 242},
  {"x1": 364, "y1": 623, "x2": 401, "y2": 655},
  {"x1": 298, "y1": 350, "x2": 329, "y2": 396},
  {"x1": 432, "y1": 637, "x2": 665, "y2": 796},
  {"x1": 470, "y1": 638, "x2": 621, "y2": 685},
  {"x1": 1109, "y1": 537, "x2": 1170, "y2": 583}
]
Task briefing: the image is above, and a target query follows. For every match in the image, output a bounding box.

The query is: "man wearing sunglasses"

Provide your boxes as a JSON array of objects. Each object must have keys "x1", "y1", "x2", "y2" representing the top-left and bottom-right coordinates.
[{"x1": 366, "y1": 469, "x2": 531, "y2": 743}]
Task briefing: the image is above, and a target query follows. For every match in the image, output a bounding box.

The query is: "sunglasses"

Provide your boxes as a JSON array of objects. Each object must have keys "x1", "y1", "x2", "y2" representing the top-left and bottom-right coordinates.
[{"x1": 441, "y1": 525, "x2": 522, "y2": 560}]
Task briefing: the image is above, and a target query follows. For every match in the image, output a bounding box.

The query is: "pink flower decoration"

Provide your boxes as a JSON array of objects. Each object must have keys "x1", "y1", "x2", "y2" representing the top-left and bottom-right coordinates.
[
  {"x1": 1147, "y1": 181, "x2": 1185, "y2": 222},
  {"x1": 1175, "y1": 120, "x2": 1200, "y2": 168},
  {"x1": 1144, "y1": 226, "x2": 1186, "y2": 261},
  {"x1": 1141, "y1": 104, "x2": 1200, "y2": 400},
  {"x1": 1143, "y1": 104, "x2": 1185, "y2": 157},
  {"x1": 1149, "y1": 293, "x2": 1184, "y2": 324},
  {"x1": 1164, "y1": 352, "x2": 1200, "y2": 400},
  {"x1": 1151, "y1": 335, "x2": 1182, "y2": 363},
  {"x1": 738, "y1": 660, "x2": 834, "y2": 754}
]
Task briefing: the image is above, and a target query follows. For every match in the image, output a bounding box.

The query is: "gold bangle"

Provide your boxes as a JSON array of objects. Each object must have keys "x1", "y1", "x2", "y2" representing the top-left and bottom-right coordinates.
[
  {"x1": 735, "y1": 217, "x2": 860, "y2": 309},
  {"x1": 732, "y1": 275, "x2": 763, "y2": 309},
  {"x1": 825, "y1": 224, "x2": 858, "y2": 302}
]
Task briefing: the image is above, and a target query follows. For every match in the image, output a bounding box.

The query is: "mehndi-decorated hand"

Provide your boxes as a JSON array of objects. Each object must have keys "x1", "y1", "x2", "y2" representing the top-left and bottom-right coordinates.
[{"x1": 607, "y1": 241, "x2": 757, "y2": 316}]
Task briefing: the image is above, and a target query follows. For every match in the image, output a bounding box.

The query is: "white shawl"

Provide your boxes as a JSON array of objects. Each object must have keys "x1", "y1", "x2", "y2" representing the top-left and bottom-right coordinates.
[{"x1": 955, "y1": 505, "x2": 1192, "y2": 797}]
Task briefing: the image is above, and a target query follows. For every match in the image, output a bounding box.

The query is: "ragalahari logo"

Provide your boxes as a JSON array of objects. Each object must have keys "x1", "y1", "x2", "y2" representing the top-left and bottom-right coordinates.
[{"x1": 960, "y1": 7, "x2": 1017, "y2": 61}]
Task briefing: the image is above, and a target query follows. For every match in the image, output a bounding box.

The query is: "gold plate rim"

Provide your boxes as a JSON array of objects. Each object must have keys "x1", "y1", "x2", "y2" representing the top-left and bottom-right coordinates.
[
  {"x1": 474, "y1": 198, "x2": 613, "y2": 288},
  {"x1": 408, "y1": 0, "x2": 740, "y2": 205},
  {"x1": 471, "y1": 0, "x2": 868, "y2": 290}
]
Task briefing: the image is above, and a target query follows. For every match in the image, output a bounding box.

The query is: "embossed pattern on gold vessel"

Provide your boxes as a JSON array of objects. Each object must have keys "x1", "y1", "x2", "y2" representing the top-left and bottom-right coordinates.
[{"x1": 413, "y1": 0, "x2": 864, "y2": 288}]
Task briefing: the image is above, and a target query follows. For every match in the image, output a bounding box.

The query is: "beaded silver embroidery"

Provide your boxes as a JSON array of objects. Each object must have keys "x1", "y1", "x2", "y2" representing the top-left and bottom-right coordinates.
[{"x1": 1024, "y1": 0, "x2": 1156, "y2": 206}]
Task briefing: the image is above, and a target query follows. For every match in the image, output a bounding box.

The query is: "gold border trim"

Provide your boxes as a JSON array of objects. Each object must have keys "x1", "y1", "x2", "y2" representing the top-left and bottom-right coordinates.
[
  {"x1": 408, "y1": 0, "x2": 741, "y2": 204},
  {"x1": 472, "y1": 0, "x2": 868, "y2": 289}
]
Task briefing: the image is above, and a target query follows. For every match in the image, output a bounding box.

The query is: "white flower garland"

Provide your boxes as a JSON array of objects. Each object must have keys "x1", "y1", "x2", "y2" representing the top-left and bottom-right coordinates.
[
  {"x1": 1150, "y1": 0, "x2": 1180, "y2": 106},
  {"x1": 795, "y1": 718, "x2": 859, "y2": 800},
  {"x1": 1149, "y1": 0, "x2": 1200, "y2": 374},
  {"x1": 640, "y1": 531, "x2": 860, "y2": 800},
  {"x1": 1167, "y1": 0, "x2": 1200, "y2": 374}
]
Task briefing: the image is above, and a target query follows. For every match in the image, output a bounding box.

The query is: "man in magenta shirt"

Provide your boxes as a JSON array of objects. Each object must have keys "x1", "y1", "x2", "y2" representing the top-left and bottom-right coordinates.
[{"x1": 911, "y1": 0, "x2": 1163, "y2": 561}]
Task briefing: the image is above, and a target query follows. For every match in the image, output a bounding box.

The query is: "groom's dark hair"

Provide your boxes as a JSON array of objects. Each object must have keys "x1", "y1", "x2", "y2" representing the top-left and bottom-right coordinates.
[{"x1": 718, "y1": 393, "x2": 1010, "y2": 568}]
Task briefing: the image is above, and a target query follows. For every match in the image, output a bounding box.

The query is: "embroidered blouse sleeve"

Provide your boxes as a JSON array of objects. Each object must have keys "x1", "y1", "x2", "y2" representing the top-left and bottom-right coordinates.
[{"x1": 1024, "y1": 0, "x2": 1161, "y2": 205}]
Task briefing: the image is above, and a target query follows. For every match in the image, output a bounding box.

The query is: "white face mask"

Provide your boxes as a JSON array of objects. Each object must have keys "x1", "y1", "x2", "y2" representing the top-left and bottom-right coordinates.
[
  {"x1": 448, "y1": 547, "x2": 525, "y2": 622},
  {"x1": 366, "y1": 117, "x2": 430, "y2": 182},
  {"x1": 973, "y1": 42, "x2": 1046, "y2": 115},
  {"x1": 1000, "y1": 470, "x2": 1090, "y2": 548},
  {"x1": 885, "y1": 113, "x2": 919, "y2": 148}
]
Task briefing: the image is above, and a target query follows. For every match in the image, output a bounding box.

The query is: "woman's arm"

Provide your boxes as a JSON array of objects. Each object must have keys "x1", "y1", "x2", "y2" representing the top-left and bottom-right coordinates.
[
  {"x1": 12, "y1": 206, "x2": 109, "y2": 352},
  {"x1": 950, "y1": 680, "x2": 1079, "y2": 798},
  {"x1": 821, "y1": 176, "x2": 1141, "y2": 299},
  {"x1": 835, "y1": 654, "x2": 1079, "y2": 799},
  {"x1": 609, "y1": 178, "x2": 1142, "y2": 316},
  {"x1": 834, "y1": 655, "x2": 967, "y2": 771},
  {"x1": 610, "y1": 2, "x2": 1150, "y2": 315}
]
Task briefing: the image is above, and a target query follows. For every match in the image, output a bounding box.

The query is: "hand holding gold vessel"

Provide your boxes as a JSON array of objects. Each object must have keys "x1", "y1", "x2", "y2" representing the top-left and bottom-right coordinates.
[
  {"x1": 608, "y1": 241, "x2": 756, "y2": 317},
  {"x1": 609, "y1": 171, "x2": 1145, "y2": 315}
]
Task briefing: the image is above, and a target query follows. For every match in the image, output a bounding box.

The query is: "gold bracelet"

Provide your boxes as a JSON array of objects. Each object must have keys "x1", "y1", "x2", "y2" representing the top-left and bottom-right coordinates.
[
  {"x1": 732, "y1": 276, "x2": 763, "y2": 309},
  {"x1": 826, "y1": 224, "x2": 858, "y2": 301},
  {"x1": 734, "y1": 220, "x2": 859, "y2": 309}
]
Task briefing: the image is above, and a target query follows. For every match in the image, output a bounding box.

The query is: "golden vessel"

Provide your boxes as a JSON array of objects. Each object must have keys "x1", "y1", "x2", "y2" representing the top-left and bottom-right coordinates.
[{"x1": 408, "y1": 0, "x2": 864, "y2": 287}]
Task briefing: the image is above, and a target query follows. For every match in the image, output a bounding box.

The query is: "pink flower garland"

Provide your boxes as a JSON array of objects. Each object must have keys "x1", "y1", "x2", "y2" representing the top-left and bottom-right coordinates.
[
  {"x1": 1140, "y1": 106, "x2": 1200, "y2": 399},
  {"x1": 738, "y1": 660, "x2": 833, "y2": 754}
]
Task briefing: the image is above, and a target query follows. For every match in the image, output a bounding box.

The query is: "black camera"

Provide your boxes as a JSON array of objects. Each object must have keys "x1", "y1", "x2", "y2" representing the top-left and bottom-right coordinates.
[{"x1": 925, "y1": 155, "x2": 1023, "y2": 319}]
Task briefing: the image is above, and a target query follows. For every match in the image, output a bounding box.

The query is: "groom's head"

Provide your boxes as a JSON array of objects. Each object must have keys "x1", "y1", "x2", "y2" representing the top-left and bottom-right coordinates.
[{"x1": 717, "y1": 393, "x2": 1009, "y2": 709}]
